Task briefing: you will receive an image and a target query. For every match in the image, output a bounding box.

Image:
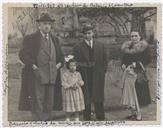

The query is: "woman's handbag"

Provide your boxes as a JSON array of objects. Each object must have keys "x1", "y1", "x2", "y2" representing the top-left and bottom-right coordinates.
[
  {"x1": 136, "y1": 71, "x2": 148, "y2": 84},
  {"x1": 136, "y1": 62, "x2": 148, "y2": 84},
  {"x1": 135, "y1": 62, "x2": 151, "y2": 106}
]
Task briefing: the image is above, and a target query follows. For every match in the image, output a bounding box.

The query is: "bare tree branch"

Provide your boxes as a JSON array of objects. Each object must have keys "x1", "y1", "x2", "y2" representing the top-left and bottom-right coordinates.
[{"x1": 143, "y1": 12, "x2": 156, "y2": 21}]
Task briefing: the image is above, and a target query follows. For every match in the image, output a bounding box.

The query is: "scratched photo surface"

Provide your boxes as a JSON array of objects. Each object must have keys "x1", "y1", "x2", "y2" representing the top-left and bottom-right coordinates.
[{"x1": 7, "y1": 5, "x2": 158, "y2": 123}]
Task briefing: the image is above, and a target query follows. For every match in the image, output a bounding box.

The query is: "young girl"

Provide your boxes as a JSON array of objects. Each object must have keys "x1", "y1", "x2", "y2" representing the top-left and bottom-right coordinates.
[{"x1": 62, "y1": 55, "x2": 85, "y2": 121}]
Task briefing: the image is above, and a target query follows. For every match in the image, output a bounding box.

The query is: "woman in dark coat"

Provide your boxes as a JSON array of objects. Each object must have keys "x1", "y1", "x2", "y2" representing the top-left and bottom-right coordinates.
[{"x1": 121, "y1": 31, "x2": 151, "y2": 120}]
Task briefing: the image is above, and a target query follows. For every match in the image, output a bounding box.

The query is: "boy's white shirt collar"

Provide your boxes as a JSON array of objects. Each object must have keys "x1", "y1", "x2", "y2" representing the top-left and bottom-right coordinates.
[
  {"x1": 40, "y1": 30, "x2": 49, "y2": 39},
  {"x1": 85, "y1": 39, "x2": 93, "y2": 48}
]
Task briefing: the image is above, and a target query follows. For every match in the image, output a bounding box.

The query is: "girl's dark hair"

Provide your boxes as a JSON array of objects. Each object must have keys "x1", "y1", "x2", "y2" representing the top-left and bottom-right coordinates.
[{"x1": 66, "y1": 58, "x2": 76, "y2": 69}]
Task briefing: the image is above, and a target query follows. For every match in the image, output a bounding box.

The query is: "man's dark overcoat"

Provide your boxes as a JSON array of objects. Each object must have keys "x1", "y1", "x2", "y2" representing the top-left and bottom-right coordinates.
[
  {"x1": 19, "y1": 31, "x2": 64, "y2": 111},
  {"x1": 73, "y1": 40, "x2": 108, "y2": 104}
]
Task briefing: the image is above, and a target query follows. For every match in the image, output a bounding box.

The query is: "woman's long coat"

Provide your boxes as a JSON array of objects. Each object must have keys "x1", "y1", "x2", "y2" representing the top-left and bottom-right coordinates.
[
  {"x1": 19, "y1": 31, "x2": 64, "y2": 111},
  {"x1": 73, "y1": 40, "x2": 108, "y2": 104},
  {"x1": 121, "y1": 40, "x2": 151, "y2": 106}
]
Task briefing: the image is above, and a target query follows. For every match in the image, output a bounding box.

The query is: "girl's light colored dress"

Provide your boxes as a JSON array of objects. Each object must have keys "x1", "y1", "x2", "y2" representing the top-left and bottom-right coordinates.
[
  {"x1": 120, "y1": 65, "x2": 139, "y2": 109},
  {"x1": 62, "y1": 70, "x2": 85, "y2": 112}
]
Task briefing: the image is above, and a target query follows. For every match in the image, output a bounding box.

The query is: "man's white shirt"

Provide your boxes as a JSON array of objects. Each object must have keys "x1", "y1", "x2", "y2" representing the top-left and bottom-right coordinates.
[{"x1": 85, "y1": 39, "x2": 93, "y2": 48}]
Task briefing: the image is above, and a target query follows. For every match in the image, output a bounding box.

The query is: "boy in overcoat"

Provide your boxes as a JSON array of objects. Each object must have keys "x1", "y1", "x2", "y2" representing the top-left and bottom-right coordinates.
[{"x1": 73, "y1": 24, "x2": 108, "y2": 120}]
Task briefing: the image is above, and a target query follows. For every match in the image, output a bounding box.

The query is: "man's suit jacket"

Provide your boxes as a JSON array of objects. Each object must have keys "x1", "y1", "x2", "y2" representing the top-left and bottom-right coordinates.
[{"x1": 35, "y1": 35, "x2": 58, "y2": 84}]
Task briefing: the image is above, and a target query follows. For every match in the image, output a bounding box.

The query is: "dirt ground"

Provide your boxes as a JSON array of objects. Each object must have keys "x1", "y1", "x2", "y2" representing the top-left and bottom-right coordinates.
[{"x1": 7, "y1": 47, "x2": 158, "y2": 122}]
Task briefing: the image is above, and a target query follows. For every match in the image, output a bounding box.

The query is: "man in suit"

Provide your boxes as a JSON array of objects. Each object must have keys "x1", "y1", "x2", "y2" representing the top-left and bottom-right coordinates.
[
  {"x1": 73, "y1": 24, "x2": 108, "y2": 121},
  {"x1": 19, "y1": 13, "x2": 64, "y2": 121}
]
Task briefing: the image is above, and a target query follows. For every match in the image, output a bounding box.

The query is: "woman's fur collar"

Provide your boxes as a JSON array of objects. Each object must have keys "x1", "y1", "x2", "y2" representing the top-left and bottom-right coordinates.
[{"x1": 121, "y1": 40, "x2": 148, "y2": 54}]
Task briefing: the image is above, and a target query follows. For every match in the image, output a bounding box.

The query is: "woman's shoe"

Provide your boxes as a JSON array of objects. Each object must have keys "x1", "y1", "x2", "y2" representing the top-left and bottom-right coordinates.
[{"x1": 125, "y1": 114, "x2": 136, "y2": 119}]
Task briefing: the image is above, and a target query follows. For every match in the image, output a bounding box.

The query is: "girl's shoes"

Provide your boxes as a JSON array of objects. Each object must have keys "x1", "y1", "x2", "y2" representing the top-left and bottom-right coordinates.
[
  {"x1": 136, "y1": 117, "x2": 142, "y2": 121},
  {"x1": 135, "y1": 113, "x2": 142, "y2": 121},
  {"x1": 65, "y1": 118, "x2": 70, "y2": 121},
  {"x1": 75, "y1": 118, "x2": 79, "y2": 121}
]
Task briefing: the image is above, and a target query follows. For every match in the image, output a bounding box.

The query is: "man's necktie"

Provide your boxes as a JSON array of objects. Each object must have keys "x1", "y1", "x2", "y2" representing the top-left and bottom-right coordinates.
[
  {"x1": 88, "y1": 40, "x2": 92, "y2": 48},
  {"x1": 45, "y1": 33, "x2": 51, "y2": 56}
]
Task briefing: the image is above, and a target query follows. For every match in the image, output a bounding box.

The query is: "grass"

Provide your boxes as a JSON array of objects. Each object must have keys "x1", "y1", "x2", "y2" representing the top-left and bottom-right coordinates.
[{"x1": 8, "y1": 59, "x2": 157, "y2": 121}]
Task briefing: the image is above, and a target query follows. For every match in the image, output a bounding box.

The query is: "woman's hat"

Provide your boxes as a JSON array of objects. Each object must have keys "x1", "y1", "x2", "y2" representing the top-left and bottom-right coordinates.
[{"x1": 36, "y1": 13, "x2": 55, "y2": 22}]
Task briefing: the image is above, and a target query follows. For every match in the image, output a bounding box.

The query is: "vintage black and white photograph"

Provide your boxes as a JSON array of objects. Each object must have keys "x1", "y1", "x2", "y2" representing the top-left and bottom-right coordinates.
[{"x1": 2, "y1": 2, "x2": 161, "y2": 126}]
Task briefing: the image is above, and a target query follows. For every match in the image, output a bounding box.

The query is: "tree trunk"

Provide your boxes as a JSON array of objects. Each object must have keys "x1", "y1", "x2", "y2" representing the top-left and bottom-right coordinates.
[
  {"x1": 72, "y1": 8, "x2": 79, "y2": 37},
  {"x1": 131, "y1": 11, "x2": 146, "y2": 38}
]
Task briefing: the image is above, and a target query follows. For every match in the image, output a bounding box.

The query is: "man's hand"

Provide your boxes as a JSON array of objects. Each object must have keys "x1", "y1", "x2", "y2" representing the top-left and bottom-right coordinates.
[
  {"x1": 32, "y1": 64, "x2": 40, "y2": 80},
  {"x1": 56, "y1": 62, "x2": 62, "y2": 69},
  {"x1": 32, "y1": 64, "x2": 38, "y2": 70}
]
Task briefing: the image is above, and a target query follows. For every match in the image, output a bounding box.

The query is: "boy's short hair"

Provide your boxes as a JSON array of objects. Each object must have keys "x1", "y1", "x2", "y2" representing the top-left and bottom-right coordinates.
[
  {"x1": 66, "y1": 58, "x2": 76, "y2": 69},
  {"x1": 82, "y1": 24, "x2": 94, "y2": 34}
]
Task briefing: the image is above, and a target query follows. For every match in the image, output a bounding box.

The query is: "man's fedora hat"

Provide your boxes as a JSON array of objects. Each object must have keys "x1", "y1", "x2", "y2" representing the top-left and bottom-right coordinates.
[
  {"x1": 82, "y1": 24, "x2": 94, "y2": 33},
  {"x1": 36, "y1": 13, "x2": 55, "y2": 22}
]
